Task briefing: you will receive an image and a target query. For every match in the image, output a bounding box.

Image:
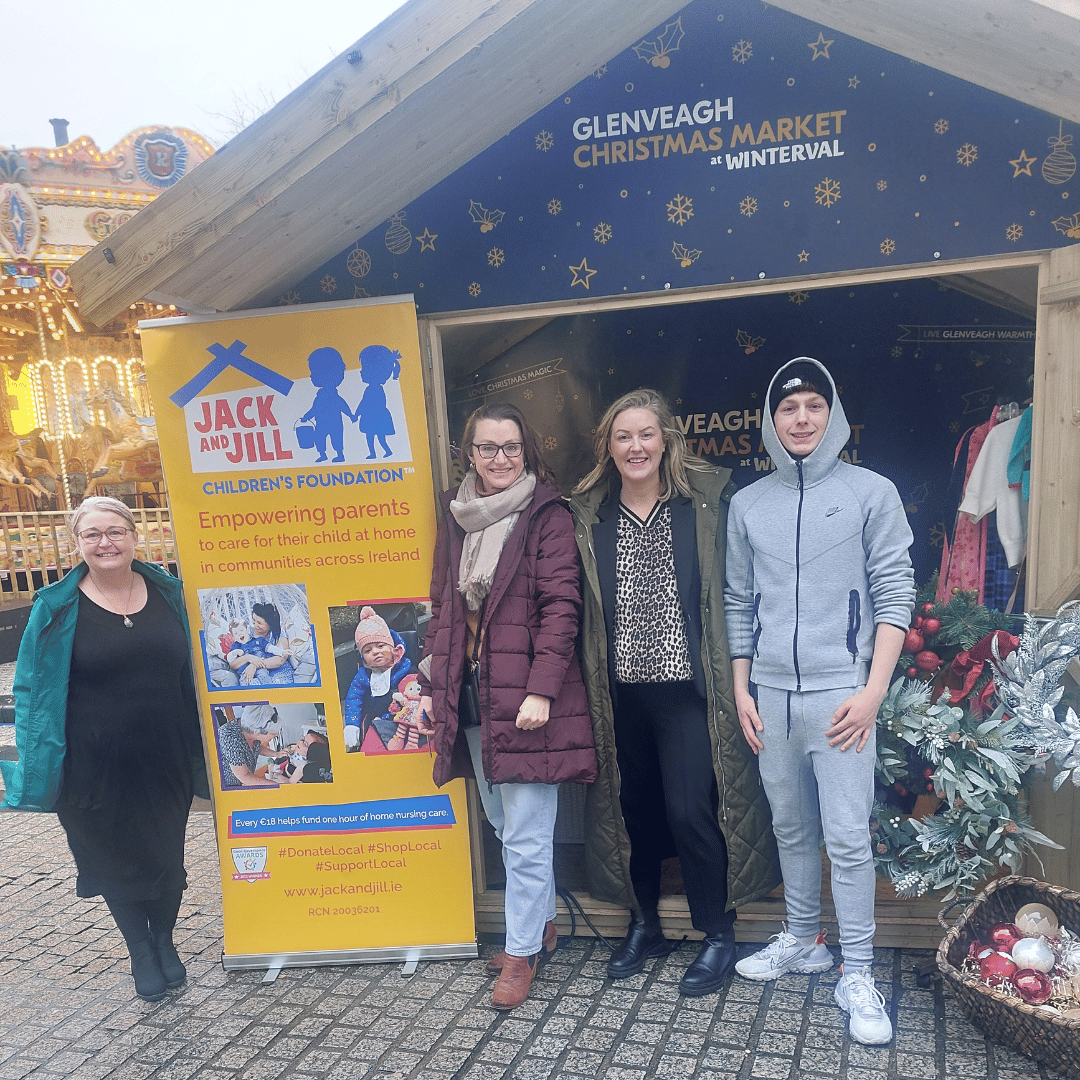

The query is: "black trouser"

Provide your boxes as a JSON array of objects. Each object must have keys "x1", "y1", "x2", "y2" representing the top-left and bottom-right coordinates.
[{"x1": 614, "y1": 680, "x2": 734, "y2": 937}]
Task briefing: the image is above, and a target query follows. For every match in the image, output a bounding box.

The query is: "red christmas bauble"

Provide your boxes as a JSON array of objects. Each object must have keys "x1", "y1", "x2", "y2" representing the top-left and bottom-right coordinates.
[
  {"x1": 904, "y1": 629, "x2": 925, "y2": 653},
  {"x1": 922, "y1": 617, "x2": 941, "y2": 636},
  {"x1": 1013, "y1": 968, "x2": 1052, "y2": 1003},
  {"x1": 915, "y1": 650, "x2": 941, "y2": 671},
  {"x1": 979, "y1": 950, "x2": 1017, "y2": 987},
  {"x1": 922, "y1": 602, "x2": 935, "y2": 614},
  {"x1": 988, "y1": 923, "x2": 1024, "y2": 951},
  {"x1": 906, "y1": 666, "x2": 919, "y2": 678}
]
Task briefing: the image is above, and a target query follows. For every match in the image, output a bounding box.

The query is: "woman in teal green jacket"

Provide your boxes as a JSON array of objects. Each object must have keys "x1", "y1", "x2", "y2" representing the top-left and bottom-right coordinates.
[{"x1": 2, "y1": 496, "x2": 207, "y2": 1002}]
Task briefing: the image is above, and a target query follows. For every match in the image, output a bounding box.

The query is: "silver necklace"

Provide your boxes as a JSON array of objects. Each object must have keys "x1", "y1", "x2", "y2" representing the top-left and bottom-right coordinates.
[{"x1": 94, "y1": 574, "x2": 136, "y2": 627}]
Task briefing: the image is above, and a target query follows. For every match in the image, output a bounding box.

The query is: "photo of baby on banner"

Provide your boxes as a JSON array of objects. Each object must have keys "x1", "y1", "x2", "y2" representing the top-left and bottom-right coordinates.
[
  {"x1": 211, "y1": 700, "x2": 332, "y2": 790},
  {"x1": 198, "y1": 583, "x2": 320, "y2": 691},
  {"x1": 328, "y1": 600, "x2": 432, "y2": 755}
]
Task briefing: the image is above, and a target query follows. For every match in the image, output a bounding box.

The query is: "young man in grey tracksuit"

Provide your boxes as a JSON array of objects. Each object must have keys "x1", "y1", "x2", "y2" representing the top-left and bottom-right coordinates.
[{"x1": 724, "y1": 357, "x2": 914, "y2": 1045}]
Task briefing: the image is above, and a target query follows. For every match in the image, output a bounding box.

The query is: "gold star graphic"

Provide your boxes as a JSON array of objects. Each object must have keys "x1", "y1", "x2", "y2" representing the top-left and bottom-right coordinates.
[
  {"x1": 1009, "y1": 149, "x2": 1037, "y2": 178},
  {"x1": 569, "y1": 257, "x2": 597, "y2": 289},
  {"x1": 807, "y1": 32, "x2": 833, "y2": 60},
  {"x1": 417, "y1": 227, "x2": 438, "y2": 252},
  {"x1": 797, "y1": 250, "x2": 810, "y2": 262}
]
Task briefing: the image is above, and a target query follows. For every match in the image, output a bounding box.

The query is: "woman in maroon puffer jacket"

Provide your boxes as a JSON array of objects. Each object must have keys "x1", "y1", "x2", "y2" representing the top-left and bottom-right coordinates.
[{"x1": 418, "y1": 402, "x2": 595, "y2": 1012}]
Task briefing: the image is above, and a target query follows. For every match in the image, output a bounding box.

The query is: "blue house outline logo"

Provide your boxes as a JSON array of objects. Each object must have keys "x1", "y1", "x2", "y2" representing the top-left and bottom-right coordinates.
[{"x1": 170, "y1": 340, "x2": 294, "y2": 408}]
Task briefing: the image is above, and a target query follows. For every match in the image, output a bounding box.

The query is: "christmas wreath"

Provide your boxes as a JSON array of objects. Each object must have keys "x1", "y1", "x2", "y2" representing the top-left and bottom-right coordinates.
[{"x1": 872, "y1": 574, "x2": 1080, "y2": 899}]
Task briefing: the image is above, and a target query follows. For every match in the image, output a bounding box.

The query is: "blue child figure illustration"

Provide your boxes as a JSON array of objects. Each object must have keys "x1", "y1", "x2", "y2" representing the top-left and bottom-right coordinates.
[
  {"x1": 353, "y1": 345, "x2": 401, "y2": 459},
  {"x1": 300, "y1": 346, "x2": 354, "y2": 462}
]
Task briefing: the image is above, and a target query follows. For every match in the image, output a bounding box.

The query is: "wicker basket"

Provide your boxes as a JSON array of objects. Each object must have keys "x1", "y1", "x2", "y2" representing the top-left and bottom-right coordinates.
[{"x1": 937, "y1": 875, "x2": 1080, "y2": 1077}]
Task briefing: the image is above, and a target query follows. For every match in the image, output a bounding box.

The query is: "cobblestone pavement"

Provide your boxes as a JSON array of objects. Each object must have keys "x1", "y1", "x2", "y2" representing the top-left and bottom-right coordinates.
[{"x1": 0, "y1": 806, "x2": 1061, "y2": 1080}]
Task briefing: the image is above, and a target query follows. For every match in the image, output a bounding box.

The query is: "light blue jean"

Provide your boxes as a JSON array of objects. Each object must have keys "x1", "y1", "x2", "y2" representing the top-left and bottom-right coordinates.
[
  {"x1": 755, "y1": 685, "x2": 877, "y2": 968},
  {"x1": 464, "y1": 726, "x2": 558, "y2": 957}
]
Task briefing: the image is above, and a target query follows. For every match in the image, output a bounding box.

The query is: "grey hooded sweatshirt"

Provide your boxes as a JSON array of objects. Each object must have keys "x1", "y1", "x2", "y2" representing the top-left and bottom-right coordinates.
[{"x1": 724, "y1": 357, "x2": 915, "y2": 693}]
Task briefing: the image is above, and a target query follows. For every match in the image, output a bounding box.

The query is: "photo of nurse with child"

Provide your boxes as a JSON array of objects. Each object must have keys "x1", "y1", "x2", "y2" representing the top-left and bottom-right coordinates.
[
  {"x1": 329, "y1": 601, "x2": 431, "y2": 755},
  {"x1": 212, "y1": 701, "x2": 333, "y2": 790},
  {"x1": 198, "y1": 584, "x2": 320, "y2": 691}
]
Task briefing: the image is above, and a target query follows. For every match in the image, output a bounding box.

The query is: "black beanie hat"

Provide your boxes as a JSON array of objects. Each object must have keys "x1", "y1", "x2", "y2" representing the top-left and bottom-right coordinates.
[{"x1": 769, "y1": 361, "x2": 833, "y2": 416}]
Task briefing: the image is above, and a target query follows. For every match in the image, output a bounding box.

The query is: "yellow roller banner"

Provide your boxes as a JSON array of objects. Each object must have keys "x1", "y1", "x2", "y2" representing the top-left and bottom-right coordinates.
[{"x1": 140, "y1": 296, "x2": 475, "y2": 969}]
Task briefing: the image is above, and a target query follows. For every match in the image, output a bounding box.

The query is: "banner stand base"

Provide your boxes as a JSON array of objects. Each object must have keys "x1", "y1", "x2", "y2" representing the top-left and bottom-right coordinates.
[{"x1": 222, "y1": 942, "x2": 478, "y2": 973}]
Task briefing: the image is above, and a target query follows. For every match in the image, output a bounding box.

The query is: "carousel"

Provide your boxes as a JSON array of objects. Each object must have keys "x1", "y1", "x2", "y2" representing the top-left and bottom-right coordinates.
[{"x1": 0, "y1": 123, "x2": 213, "y2": 589}]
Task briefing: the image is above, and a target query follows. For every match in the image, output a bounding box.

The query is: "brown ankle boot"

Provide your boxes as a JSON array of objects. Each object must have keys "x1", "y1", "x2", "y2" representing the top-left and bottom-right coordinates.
[
  {"x1": 491, "y1": 952, "x2": 538, "y2": 1010},
  {"x1": 485, "y1": 920, "x2": 558, "y2": 975}
]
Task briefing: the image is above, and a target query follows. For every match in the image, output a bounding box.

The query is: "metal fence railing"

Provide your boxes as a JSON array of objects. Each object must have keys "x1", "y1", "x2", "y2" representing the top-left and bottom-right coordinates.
[{"x1": 0, "y1": 509, "x2": 176, "y2": 601}]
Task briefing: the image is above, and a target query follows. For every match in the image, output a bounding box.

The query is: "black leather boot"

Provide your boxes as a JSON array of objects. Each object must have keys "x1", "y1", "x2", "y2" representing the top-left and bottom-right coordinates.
[
  {"x1": 608, "y1": 918, "x2": 674, "y2": 979},
  {"x1": 152, "y1": 933, "x2": 187, "y2": 989},
  {"x1": 128, "y1": 938, "x2": 167, "y2": 1002},
  {"x1": 679, "y1": 931, "x2": 736, "y2": 996}
]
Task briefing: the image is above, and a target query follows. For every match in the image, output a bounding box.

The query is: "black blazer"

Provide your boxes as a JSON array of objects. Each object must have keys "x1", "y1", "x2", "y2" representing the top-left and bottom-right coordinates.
[{"x1": 592, "y1": 490, "x2": 707, "y2": 702}]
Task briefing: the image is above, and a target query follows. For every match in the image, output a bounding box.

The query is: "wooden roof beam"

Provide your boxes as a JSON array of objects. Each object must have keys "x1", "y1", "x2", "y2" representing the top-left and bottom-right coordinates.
[{"x1": 70, "y1": 0, "x2": 683, "y2": 324}]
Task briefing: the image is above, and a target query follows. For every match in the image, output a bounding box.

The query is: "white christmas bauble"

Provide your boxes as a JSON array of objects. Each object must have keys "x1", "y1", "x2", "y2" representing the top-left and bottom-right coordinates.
[
  {"x1": 1011, "y1": 936, "x2": 1056, "y2": 973},
  {"x1": 1015, "y1": 903, "x2": 1059, "y2": 938}
]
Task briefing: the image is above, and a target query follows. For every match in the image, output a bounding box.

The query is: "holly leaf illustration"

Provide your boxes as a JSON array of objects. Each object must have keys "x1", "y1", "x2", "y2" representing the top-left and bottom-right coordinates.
[
  {"x1": 632, "y1": 38, "x2": 660, "y2": 62},
  {"x1": 658, "y1": 17, "x2": 684, "y2": 55},
  {"x1": 1052, "y1": 213, "x2": 1080, "y2": 239},
  {"x1": 736, "y1": 329, "x2": 765, "y2": 354}
]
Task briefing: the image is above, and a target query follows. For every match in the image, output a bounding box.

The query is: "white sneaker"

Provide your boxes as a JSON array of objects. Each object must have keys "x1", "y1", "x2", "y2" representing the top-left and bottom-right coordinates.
[
  {"x1": 834, "y1": 966, "x2": 893, "y2": 1045},
  {"x1": 734, "y1": 930, "x2": 833, "y2": 981}
]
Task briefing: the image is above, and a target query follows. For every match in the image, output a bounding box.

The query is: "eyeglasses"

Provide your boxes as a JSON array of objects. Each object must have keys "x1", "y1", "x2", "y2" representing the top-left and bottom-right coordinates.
[
  {"x1": 472, "y1": 442, "x2": 523, "y2": 459},
  {"x1": 77, "y1": 527, "x2": 134, "y2": 544}
]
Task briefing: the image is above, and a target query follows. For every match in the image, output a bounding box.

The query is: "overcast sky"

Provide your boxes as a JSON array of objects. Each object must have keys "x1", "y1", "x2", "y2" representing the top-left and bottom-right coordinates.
[{"x1": 3, "y1": 0, "x2": 409, "y2": 152}]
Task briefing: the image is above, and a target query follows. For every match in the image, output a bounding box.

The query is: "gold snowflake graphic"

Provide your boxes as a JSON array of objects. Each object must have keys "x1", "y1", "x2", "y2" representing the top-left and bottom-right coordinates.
[
  {"x1": 608, "y1": 367, "x2": 615, "y2": 375},
  {"x1": 594, "y1": 222, "x2": 612, "y2": 244},
  {"x1": 536, "y1": 130, "x2": 554, "y2": 152},
  {"x1": 548, "y1": 199, "x2": 562, "y2": 216},
  {"x1": 814, "y1": 177, "x2": 841, "y2": 208},
  {"x1": 523, "y1": 389, "x2": 533, "y2": 399},
  {"x1": 877, "y1": 180, "x2": 887, "y2": 191},
  {"x1": 949, "y1": 420, "x2": 960, "y2": 434},
  {"x1": 957, "y1": 143, "x2": 978, "y2": 166},
  {"x1": 320, "y1": 274, "x2": 337, "y2": 295},
  {"x1": 740, "y1": 195, "x2": 758, "y2": 217},
  {"x1": 891, "y1": 346, "x2": 903, "y2": 358},
  {"x1": 934, "y1": 119, "x2": 949, "y2": 135},
  {"x1": 593, "y1": 65, "x2": 607, "y2": 78},
  {"x1": 468, "y1": 282, "x2": 481, "y2": 297},
  {"x1": 545, "y1": 436, "x2": 557, "y2": 451},
  {"x1": 732, "y1": 39, "x2": 752, "y2": 63},
  {"x1": 929, "y1": 522, "x2": 946, "y2": 548},
  {"x1": 1006, "y1": 223, "x2": 1023, "y2": 242},
  {"x1": 278, "y1": 290, "x2": 301, "y2": 305},
  {"x1": 347, "y1": 247, "x2": 372, "y2": 278},
  {"x1": 880, "y1": 238, "x2": 896, "y2": 255},
  {"x1": 487, "y1": 247, "x2": 505, "y2": 268},
  {"x1": 667, "y1": 193, "x2": 694, "y2": 225},
  {"x1": 788, "y1": 291, "x2": 809, "y2": 305}
]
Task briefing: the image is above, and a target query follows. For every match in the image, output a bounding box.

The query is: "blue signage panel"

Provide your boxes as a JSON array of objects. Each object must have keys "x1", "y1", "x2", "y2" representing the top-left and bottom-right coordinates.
[{"x1": 289, "y1": 0, "x2": 1076, "y2": 312}]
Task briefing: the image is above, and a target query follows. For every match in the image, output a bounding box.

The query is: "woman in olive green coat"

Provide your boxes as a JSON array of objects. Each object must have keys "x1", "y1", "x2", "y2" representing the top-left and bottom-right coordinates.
[{"x1": 570, "y1": 387, "x2": 780, "y2": 995}]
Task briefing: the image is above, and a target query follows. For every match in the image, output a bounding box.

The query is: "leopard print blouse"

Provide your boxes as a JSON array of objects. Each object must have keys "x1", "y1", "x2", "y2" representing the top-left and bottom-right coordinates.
[{"x1": 613, "y1": 501, "x2": 692, "y2": 684}]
